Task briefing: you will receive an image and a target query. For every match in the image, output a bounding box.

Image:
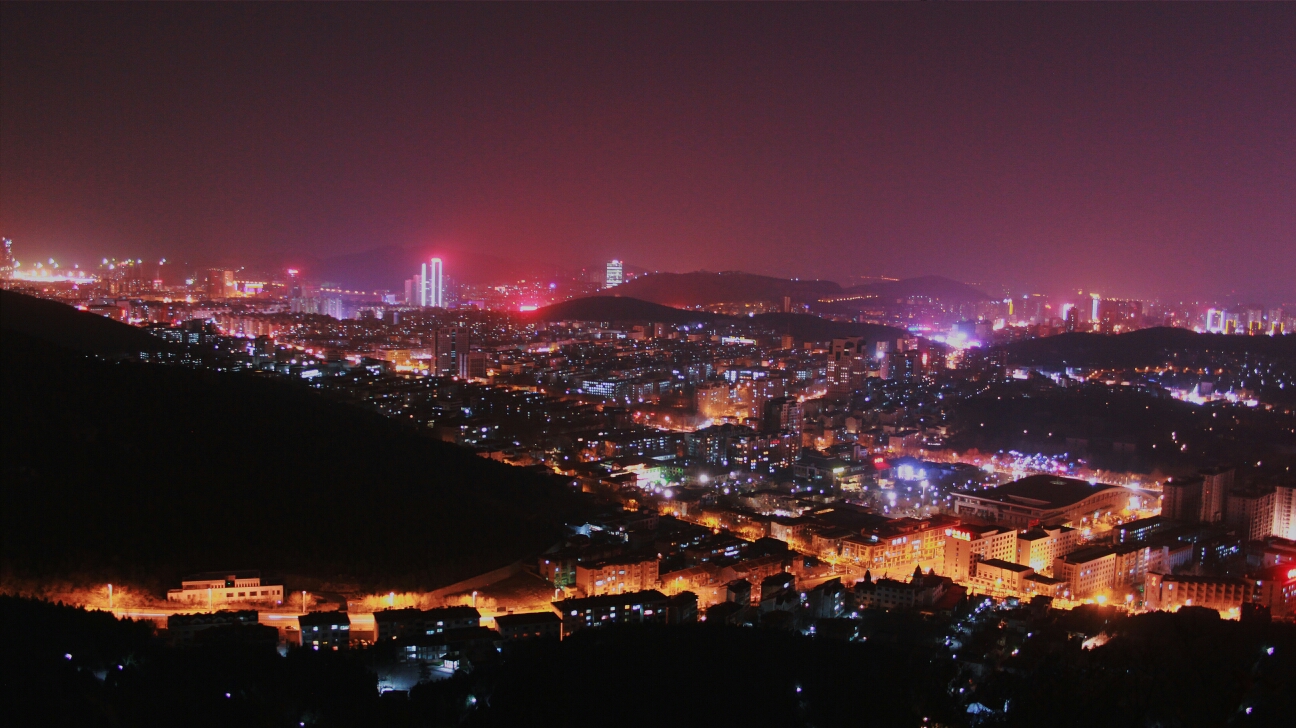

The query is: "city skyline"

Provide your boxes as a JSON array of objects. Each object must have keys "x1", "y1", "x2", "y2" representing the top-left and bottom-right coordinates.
[{"x1": 3, "y1": 3, "x2": 1294, "y2": 303}]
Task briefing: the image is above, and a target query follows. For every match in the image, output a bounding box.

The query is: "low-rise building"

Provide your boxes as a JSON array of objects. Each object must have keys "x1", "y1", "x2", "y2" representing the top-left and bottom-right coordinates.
[
  {"x1": 854, "y1": 568, "x2": 954, "y2": 611},
  {"x1": 1145, "y1": 573, "x2": 1253, "y2": 615},
  {"x1": 574, "y1": 556, "x2": 659, "y2": 597},
  {"x1": 167, "y1": 610, "x2": 259, "y2": 645},
  {"x1": 493, "y1": 612, "x2": 562, "y2": 640},
  {"x1": 374, "y1": 605, "x2": 481, "y2": 641},
  {"x1": 1015, "y1": 526, "x2": 1078, "y2": 576},
  {"x1": 298, "y1": 612, "x2": 350, "y2": 649},
  {"x1": 553, "y1": 590, "x2": 670, "y2": 636},
  {"x1": 1249, "y1": 564, "x2": 1296, "y2": 620},
  {"x1": 971, "y1": 559, "x2": 1035, "y2": 594},
  {"x1": 166, "y1": 570, "x2": 285, "y2": 607},
  {"x1": 1054, "y1": 545, "x2": 1118, "y2": 600},
  {"x1": 942, "y1": 525, "x2": 1017, "y2": 581}
]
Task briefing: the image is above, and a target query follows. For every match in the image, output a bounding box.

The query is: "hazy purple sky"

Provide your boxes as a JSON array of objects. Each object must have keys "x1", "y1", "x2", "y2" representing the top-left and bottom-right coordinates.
[{"x1": 3, "y1": 3, "x2": 1293, "y2": 302}]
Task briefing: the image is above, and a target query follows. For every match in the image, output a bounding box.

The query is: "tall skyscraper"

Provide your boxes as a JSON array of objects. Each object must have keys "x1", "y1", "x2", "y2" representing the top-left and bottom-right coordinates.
[
  {"x1": 434, "y1": 327, "x2": 467, "y2": 375},
  {"x1": 421, "y1": 257, "x2": 444, "y2": 307},
  {"x1": 0, "y1": 238, "x2": 14, "y2": 279},
  {"x1": 1162, "y1": 477, "x2": 1203, "y2": 522},
  {"x1": 1199, "y1": 466, "x2": 1232, "y2": 523},
  {"x1": 605, "y1": 259, "x2": 623, "y2": 289},
  {"x1": 1274, "y1": 485, "x2": 1296, "y2": 540}
]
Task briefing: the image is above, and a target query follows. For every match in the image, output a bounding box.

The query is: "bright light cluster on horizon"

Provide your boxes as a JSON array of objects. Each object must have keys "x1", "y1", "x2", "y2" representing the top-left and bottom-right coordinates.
[{"x1": 11, "y1": 260, "x2": 98, "y2": 284}]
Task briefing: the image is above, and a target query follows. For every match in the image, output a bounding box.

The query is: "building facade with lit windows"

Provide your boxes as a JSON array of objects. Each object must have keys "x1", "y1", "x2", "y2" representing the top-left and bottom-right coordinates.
[
  {"x1": 574, "y1": 557, "x2": 660, "y2": 597},
  {"x1": 1249, "y1": 564, "x2": 1296, "y2": 619},
  {"x1": 373, "y1": 606, "x2": 481, "y2": 641},
  {"x1": 1145, "y1": 573, "x2": 1253, "y2": 615},
  {"x1": 1226, "y1": 487, "x2": 1276, "y2": 542},
  {"x1": 494, "y1": 611, "x2": 561, "y2": 640},
  {"x1": 1015, "y1": 525, "x2": 1079, "y2": 576},
  {"x1": 942, "y1": 525, "x2": 1018, "y2": 581},
  {"x1": 554, "y1": 590, "x2": 670, "y2": 636},
  {"x1": 971, "y1": 559, "x2": 1034, "y2": 594},
  {"x1": 1054, "y1": 546, "x2": 1118, "y2": 600},
  {"x1": 1274, "y1": 486, "x2": 1296, "y2": 540},
  {"x1": 826, "y1": 514, "x2": 960, "y2": 575},
  {"x1": 298, "y1": 611, "x2": 351, "y2": 649},
  {"x1": 166, "y1": 571, "x2": 284, "y2": 607},
  {"x1": 950, "y1": 475, "x2": 1132, "y2": 529}
]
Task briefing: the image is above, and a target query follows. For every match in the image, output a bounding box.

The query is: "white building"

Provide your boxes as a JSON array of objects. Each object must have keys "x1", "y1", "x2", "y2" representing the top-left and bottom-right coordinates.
[
  {"x1": 421, "y1": 257, "x2": 444, "y2": 307},
  {"x1": 167, "y1": 571, "x2": 285, "y2": 607}
]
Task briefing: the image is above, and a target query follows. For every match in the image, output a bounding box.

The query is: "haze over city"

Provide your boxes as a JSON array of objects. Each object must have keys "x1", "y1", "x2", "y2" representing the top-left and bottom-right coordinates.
[{"x1": 3, "y1": 3, "x2": 1294, "y2": 302}]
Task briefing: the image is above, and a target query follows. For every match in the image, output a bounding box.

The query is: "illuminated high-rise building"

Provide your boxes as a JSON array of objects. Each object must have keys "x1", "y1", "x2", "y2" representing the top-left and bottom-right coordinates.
[
  {"x1": 605, "y1": 259, "x2": 623, "y2": 289},
  {"x1": 1063, "y1": 304, "x2": 1079, "y2": 332},
  {"x1": 434, "y1": 327, "x2": 467, "y2": 375},
  {"x1": 0, "y1": 238, "x2": 14, "y2": 280},
  {"x1": 206, "y1": 269, "x2": 235, "y2": 299},
  {"x1": 421, "y1": 257, "x2": 444, "y2": 307},
  {"x1": 1274, "y1": 485, "x2": 1296, "y2": 540}
]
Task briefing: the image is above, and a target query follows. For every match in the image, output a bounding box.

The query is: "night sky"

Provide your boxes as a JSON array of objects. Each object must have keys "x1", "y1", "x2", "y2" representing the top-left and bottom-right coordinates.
[{"x1": 2, "y1": 3, "x2": 1293, "y2": 302}]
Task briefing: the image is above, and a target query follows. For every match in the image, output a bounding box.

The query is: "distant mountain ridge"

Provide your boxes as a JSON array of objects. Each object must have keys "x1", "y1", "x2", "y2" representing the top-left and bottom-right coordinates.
[
  {"x1": 529, "y1": 296, "x2": 715, "y2": 325},
  {"x1": 610, "y1": 271, "x2": 843, "y2": 307},
  {"x1": 527, "y1": 295, "x2": 906, "y2": 342},
  {"x1": 608, "y1": 270, "x2": 989, "y2": 308},
  {"x1": 840, "y1": 275, "x2": 991, "y2": 303}
]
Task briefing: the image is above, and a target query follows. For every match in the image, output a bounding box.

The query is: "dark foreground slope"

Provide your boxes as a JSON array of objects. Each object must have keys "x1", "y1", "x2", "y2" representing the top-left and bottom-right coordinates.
[
  {"x1": 0, "y1": 288, "x2": 175, "y2": 355},
  {"x1": 1004, "y1": 327, "x2": 1296, "y2": 369},
  {"x1": 6, "y1": 596, "x2": 1294, "y2": 728},
  {"x1": 1, "y1": 327, "x2": 589, "y2": 591}
]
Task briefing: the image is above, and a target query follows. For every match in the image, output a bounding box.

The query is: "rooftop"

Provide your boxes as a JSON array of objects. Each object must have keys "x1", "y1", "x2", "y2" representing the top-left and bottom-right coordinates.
[
  {"x1": 1061, "y1": 545, "x2": 1118, "y2": 564},
  {"x1": 554, "y1": 589, "x2": 668, "y2": 612},
  {"x1": 182, "y1": 569, "x2": 262, "y2": 582},
  {"x1": 494, "y1": 611, "x2": 561, "y2": 628},
  {"x1": 979, "y1": 558, "x2": 1034, "y2": 573},
  {"x1": 956, "y1": 474, "x2": 1125, "y2": 510},
  {"x1": 299, "y1": 611, "x2": 350, "y2": 627}
]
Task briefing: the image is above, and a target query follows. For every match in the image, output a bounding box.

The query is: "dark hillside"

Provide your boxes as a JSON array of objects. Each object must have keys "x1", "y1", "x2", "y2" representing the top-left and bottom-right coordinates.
[
  {"x1": 749, "y1": 312, "x2": 906, "y2": 342},
  {"x1": 841, "y1": 275, "x2": 990, "y2": 303},
  {"x1": 0, "y1": 289, "x2": 174, "y2": 356},
  {"x1": 1003, "y1": 328, "x2": 1296, "y2": 369},
  {"x1": 526, "y1": 296, "x2": 717, "y2": 325},
  {"x1": 0, "y1": 330, "x2": 590, "y2": 591},
  {"x1": 610, "y1": 271, "x2": 841, "y2": 307},
  {"x1": 528, "y1": 297, "x2": 906, "y2": 343}
]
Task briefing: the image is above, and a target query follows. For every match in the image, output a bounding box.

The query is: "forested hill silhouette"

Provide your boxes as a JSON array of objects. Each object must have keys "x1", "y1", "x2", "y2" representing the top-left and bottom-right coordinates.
[
  {"x1": 610, "y1": 271, "x2": 842, "y2": 307},
  {"x1": 528, "y1": 296, "x2": 717, "y2": 325},
  {"x1": 1, "y1": 308, "x2": 591, "y2": 592},
  {"x1": 841, "y1": 275, "x2": 990, "y2": 303},
  {"x1": 528, "y1": 296, "x2": 906, "y2": 343},
  {"x1": 0, "y1": 289, "x2": 175, "y2": 356},
  {"x1": 1003, "y1": 327, "x2": 1296, "y2": 369}
]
